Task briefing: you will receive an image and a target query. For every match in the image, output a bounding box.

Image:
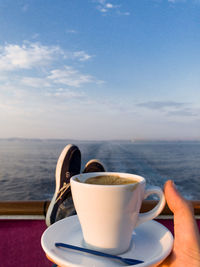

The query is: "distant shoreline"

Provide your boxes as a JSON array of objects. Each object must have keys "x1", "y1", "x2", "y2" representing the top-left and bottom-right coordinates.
[{"x1": 0, "y1": 138, "x2": 199, "y2": 143}]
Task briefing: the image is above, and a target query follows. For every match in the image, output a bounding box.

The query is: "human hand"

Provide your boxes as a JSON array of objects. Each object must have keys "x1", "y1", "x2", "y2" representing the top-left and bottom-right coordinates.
[{"x1": 158, "y1": 180, "x2": 200, "y2": 266}]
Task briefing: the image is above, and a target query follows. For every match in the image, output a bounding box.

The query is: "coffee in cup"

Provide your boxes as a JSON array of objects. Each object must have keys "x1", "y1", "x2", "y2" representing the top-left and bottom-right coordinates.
[
  {"x1": 78, "y1": 174, "x2": 138, "y2": 185},
  {"x1": 71, "y1": 172, "x2": 165, "y2": 255}
]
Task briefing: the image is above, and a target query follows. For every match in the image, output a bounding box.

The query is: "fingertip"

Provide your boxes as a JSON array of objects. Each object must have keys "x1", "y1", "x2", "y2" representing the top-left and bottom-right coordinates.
[{"x1": 164, "y1": 180, "x2": 175, "y2": 194}]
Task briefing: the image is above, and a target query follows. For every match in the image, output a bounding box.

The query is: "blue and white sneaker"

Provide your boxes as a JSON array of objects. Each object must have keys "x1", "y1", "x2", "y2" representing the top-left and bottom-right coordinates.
[{"x1": 46, "y1": 144, "x2": 81, "y2": 226}]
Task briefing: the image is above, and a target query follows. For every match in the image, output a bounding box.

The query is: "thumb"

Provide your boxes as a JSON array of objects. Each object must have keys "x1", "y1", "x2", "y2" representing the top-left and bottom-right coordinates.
[
  {"x1": 164, "y1": 180, "x2": 193, "y2": 217},
  {"x1": 164, "y1": 180, "x2": 200, "y2": 249}
]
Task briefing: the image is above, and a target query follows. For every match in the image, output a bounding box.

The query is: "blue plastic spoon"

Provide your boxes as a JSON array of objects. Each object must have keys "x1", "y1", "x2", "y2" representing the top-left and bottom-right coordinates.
[{"x1": 55, "y1": 242, "x2": 144, "y2": 265}]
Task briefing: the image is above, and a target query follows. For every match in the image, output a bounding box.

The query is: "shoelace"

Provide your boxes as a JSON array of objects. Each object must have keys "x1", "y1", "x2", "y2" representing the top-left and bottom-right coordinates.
[{"x1": 55, "y1": 182, "x2": 71, "y2": 203}]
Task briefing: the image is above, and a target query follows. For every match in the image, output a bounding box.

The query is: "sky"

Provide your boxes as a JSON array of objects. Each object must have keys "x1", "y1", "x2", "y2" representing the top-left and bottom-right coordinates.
[{"x1": 0, "y1": 0, "x2": 200, "y2": 140}]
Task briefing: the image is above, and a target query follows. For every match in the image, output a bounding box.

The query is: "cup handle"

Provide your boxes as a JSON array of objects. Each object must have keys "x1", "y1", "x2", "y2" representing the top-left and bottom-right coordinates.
[{"x1": 136, "y1": 186, "x2": 166, "y2": 227}]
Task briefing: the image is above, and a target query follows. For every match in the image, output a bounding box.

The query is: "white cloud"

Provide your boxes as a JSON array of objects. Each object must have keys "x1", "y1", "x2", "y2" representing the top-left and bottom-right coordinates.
[
  {"x1": 73, "y1": 51, "x2": 92, "y2": 61},
  {"x1": 21, "y1": 77, "x2": 51, "y2": 88},
  {"x1": 137, "y1": 101, "x2": 186, "y2": 110},
  {"x1": 98, "y1": 8, "x2": 107, "y2": 12},
  {"x1": 97, "y1": 3, "x2": 117, "y2": 13},
  {"x1": 66, "y1": 29, "x2": 78, "y2": 34},
  {"x1": 117, "y1": 11, "x2": 130, "y2": 16},
  {"x1": 47, "y1": 66, "x2": 95, "y2": 87},
  {"x1": 106, "y1": 3, "x2": 114, "y2": 8},
  {"x1": 45, "y1": 88, "x2": 84, "y2": 98},
  {"x1": 0, "y1": 41, "x2": 105, "y2": 137},
  {"x1": 0, "y1": 41, "x2": 101, "y2": 91},
  {"x1": 137, "y1": 101, "x2": 200, "y2": 118},
  {"x1": 0, "y1": 43, "x2": 62, "y2": 71},
  {"x1": 21, "y1": 66, "x2": 102, "y2": 89},
  {"x1": 0, "y1": 42, "x2": 93, "y2": 73},
  {"x1": 95, "y1": 0, "x2": 130, "y2": 16}
]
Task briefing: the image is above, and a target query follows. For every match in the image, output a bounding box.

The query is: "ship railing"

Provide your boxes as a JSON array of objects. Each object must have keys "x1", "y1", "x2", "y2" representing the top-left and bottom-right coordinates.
[{"x1": 0, "y1": 200, "x2": 199, "y2": 219}]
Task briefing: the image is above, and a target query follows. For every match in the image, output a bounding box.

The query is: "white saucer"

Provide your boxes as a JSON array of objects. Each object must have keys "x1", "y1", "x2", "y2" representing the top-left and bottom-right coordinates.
[{"x1": 41, "y1": 215, "x2": 173, "y2": 267}]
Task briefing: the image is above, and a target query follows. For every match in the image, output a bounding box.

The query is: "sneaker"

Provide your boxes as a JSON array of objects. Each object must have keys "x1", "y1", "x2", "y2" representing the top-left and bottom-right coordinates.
[
  {"x1": 46, "y1": 144, "x2": 81, "y2": 226},
  {"x1": 83, "y1": 159, "x2": 106, "y2": 173}
]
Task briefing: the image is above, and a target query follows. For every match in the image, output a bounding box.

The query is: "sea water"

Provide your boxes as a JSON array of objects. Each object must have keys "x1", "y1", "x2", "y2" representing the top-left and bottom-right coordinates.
[{"x1": 0, "y1": 139, "x2": 199, "y2": 200}]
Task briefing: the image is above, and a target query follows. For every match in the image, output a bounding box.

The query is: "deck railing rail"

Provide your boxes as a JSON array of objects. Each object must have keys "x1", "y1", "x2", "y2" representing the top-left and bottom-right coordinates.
[{"x1": 0, "y1": 200, "x2": 199, "y2": 216}]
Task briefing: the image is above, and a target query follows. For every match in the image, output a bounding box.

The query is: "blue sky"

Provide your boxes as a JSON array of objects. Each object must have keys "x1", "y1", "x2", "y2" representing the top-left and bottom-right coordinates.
[{"x1": 0, "y1": 0, "x2": 199, "y2": 140}]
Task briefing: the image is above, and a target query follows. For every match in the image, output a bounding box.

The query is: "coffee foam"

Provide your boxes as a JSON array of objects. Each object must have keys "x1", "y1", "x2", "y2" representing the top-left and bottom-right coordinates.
[{"x1": 84, "y1": 175, "x2": 138, "y2": 185}]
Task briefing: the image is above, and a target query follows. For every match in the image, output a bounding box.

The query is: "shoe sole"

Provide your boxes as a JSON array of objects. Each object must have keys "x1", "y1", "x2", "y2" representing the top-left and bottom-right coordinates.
[{"x1": 46, "y1": 144, "x2": 77, "y2": 226}]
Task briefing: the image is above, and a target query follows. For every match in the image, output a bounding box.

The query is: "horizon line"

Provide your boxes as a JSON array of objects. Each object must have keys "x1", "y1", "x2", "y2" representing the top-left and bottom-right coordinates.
[{"x1": 0, "y1": 137, "x2": 200, "y2": 142}]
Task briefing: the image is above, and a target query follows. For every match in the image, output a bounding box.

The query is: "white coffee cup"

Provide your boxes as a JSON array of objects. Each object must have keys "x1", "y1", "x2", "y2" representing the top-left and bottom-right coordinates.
[{"x1": 71, "y1": 172, "x2": 165, "y2": 255}]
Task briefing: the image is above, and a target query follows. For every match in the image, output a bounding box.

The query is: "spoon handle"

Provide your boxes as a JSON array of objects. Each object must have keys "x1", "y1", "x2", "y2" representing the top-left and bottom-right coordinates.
[{"x1": 55, "y1": 242, "x2": 144, "y2": 265}]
